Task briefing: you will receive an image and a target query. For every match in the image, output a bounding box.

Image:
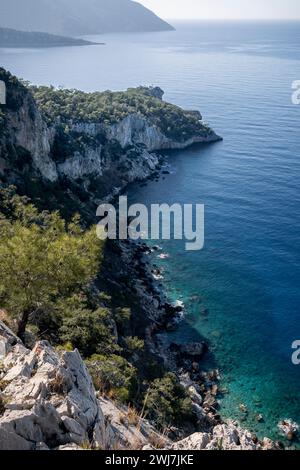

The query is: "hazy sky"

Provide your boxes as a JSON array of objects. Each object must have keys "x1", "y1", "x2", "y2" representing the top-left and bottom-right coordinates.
[{"x1": 139, "y1": 0, "x2": 300, "y2": 20}]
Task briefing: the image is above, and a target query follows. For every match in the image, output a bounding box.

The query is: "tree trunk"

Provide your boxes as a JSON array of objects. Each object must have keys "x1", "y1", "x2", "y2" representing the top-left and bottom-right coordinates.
[{"x1": 17, "y1": 309, "x2": 31, "y2": 343}]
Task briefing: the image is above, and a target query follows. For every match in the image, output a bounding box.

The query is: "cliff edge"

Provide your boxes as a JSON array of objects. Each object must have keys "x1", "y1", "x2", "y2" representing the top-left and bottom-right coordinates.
[{"x1": 0, "y1": 321, "x2": 279, "y2": 451}]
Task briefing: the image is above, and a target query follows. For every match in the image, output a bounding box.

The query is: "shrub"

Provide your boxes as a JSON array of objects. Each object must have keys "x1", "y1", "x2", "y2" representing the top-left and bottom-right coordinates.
[
  {"x1": 58, "y1": 302, "x2": 120, "y2": 357},
  {"x1": 144, "y1": 373, "x2": 194, "y2": 429},
  {"x1": 0, "y1": 187, "x2": 104, "y2": 341},
  {"x1": 32, "y1": 85, "x2": 211, "y2": 143},
  {"x1": 87, "y1": 354, "x2": 138, "y2": 403},
  {"x1": 124, "y1": 336, "x2": 144, "y2": 353}
]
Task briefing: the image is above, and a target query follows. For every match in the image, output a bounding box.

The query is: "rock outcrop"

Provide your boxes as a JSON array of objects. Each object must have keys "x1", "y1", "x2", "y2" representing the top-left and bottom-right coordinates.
[
  {"x1": 107, "y1": 113, "x2": 217, "y2": 152},
  {"x1": 0, "y1": 321, "x2": 167, "y2": 450},
  {"x1": 0, "y1": 320, "x2": 281, "y2": 451},
  {"x1": 0, "y1": 323, "x2": 104, "y2": 450},
  {"x1": 169, "y1": 422, "x2": 282, "y2": 451},
  {"x1": 0, "y1": 68, "x2": 221, "y2": 203}
]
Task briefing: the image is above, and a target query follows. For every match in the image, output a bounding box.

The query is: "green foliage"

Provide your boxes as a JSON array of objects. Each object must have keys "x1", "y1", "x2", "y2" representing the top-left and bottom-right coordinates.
[
  {"x1": 56, "y1": 342, "x2": 74, "y2": 353},
  {"x1": 115, "y1": 307, "x2": 131, "y2": 327},
  {"x1": 124, "y1": 336, "x2": 145, "y2": 353},
  {"x1": 87, "y1": 354, "x2": 138, "y2": 404},
  {"x1": 58, "y1": 296, "x2": 120, "y2": 357},
  {"x1": 32, "y1": 86, "x2": 213, "y2": 143},
  {"x1": 0, "y1": 68, "x2": 30, "y2": 114},
  {"x1": 145, "y1": 373, "x2": 194, "y2": 429},
  {"x1": 0, "y1": 108, "x2": 6, "y2": 133},
  {"x1": 0, "y1": 187, "x2": 104, "y2": 338},
  {"x1": 50, "y1": 125, "x2": 105, "y2": 163}
]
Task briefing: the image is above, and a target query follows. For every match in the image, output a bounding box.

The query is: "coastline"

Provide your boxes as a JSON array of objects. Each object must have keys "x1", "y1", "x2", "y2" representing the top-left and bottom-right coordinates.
[
  {"x1": 0, "y1": 66, "x2": 293, "y2": 449},
  {"x1": 98, "y1": 152, "x2": 292, "y2": 448},
  {"x1": 102, "y1": 234, "x2": 284, "y2": 449}
]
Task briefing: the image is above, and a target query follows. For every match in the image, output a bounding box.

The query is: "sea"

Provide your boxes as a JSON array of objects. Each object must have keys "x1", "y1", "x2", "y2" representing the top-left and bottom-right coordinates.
[{"x1": 1, "y1": 20, "x2": 300, "y2": 445}]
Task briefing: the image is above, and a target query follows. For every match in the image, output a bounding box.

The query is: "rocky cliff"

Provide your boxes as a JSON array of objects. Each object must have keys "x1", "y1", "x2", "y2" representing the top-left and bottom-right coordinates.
[
  {"x1": 0, "y1": 69, "x2": 221, "y2": 205},
  {"x1": 0, "y1": 321, "x2": 279, "y2": 451}
]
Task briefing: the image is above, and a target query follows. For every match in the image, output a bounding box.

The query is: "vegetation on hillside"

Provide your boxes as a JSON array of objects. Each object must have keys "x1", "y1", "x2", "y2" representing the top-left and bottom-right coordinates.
[
  {"x1": 0, "y1": 187, "x2": 194, "y2": 429},
  {"x1": 0, "y1": 187, "x2": 103, "y2": 340},
  {"x1": 33, "y1": 86, "x2": 213, "y2": 142},
  {"x1": 0, "y1": 68, "x2": 200, "y2": 431}
]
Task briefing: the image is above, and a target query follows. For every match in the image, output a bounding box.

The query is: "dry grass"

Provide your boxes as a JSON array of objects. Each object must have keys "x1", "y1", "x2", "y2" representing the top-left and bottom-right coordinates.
[
  {"x1": 0, "y1": 309, "x2": 14, "y2": 329},
  {"x1": 119, "y1": 405, "x2": 141, "y2": 428},
  {"x1": 126, "y1": 405, "x2": 140, "y2": 426},
  {"x1": 0, "y1": 379, "x2": 9, "y2": 392},
  {"x1": 148, "y1": 431, "x2": 168, "y2": 450},
  {"x1": 48, "y1": 373, "x2": 66, "y2": 395},
  {"x1": 80, "y1": 441, "x2": 93, "y2": 450},
  {"x1": 0, "y1": 393, "x2": 11, "y2": 416}
]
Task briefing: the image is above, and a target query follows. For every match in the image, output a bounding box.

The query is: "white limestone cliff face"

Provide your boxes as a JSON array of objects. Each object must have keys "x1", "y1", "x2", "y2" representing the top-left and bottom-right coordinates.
[
  {"x1": 5, "y1": 94, "x2": 58, "y2": 182},
  {"x1": 107, "y1": 113, "x2": 219, "y2": 152},
  {"x1": 0, "y1": 321, "x2": 104, "y2": 450},
  {"x1": 58, "y1": 147, "x2": 104, "y2": 180},
  {"x1": 1, "y1": 84, "x2": 220, "y2": 194}
]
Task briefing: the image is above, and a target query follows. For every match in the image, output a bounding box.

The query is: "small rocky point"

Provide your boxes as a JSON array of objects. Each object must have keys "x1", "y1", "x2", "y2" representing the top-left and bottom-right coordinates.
[{"x1": 0, "y1": 321, "x2": 282, "y2": 450}]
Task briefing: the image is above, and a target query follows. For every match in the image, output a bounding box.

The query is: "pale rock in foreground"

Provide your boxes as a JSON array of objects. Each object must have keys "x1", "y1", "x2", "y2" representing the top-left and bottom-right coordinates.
[
  {"x1": 0, "y1": 321, "x2": 166, "y2": 450},
  {"x1": 169, "y1": 423, "x2": 281, "y2": 451},
  {"x1": 0, "y1": 321, "x2": 281, "y2": 451},
  {"x1": 0, "y1": 320, "x2": 105, "y2": 450}
]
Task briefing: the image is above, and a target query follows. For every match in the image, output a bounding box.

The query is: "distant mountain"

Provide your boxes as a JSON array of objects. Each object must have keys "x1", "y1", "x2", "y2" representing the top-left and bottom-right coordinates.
[
  {"x1": 0, "y1": 0, "x2": 174, "y2": 36},
  {"x1": 0, "y1": 27, "x2": 101, "y2": 48}
]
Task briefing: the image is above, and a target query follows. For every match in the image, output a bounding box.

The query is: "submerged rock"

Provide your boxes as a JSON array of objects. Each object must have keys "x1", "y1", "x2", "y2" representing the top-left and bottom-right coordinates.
[
  {"x1": 278, "y1": 419, "x2": 299, "y2": 441},
  {"x1": 171, "y1": 341, "x2": 208, "y2": 359}
]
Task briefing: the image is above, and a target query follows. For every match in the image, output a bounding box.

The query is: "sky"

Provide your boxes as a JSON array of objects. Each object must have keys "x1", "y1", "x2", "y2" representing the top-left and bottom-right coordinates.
[{"x1": 138, "y1": 0, "x2": 300, "y2": 20}]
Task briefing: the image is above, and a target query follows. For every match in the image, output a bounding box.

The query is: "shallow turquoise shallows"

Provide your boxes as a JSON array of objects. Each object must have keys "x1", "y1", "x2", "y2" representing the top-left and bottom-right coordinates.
[{"x1": 1, "y1": 20, "x2": 300, "y2": 446}]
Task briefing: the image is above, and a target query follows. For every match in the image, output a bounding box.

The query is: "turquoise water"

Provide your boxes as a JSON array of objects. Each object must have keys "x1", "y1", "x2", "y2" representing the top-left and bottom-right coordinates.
[{"x1": 1, "y1": 21, "x2": 300, "y2": 445}]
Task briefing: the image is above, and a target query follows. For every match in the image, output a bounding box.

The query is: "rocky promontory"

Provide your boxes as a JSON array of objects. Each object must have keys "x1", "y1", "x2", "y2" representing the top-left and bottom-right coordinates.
[{"x1": 0, "y1": 68, "x2": 221, "y2": 207}]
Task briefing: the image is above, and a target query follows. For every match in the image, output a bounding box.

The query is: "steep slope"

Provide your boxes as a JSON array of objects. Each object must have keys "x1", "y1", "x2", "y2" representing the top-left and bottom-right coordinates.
[
  {"x1": 0, "y1": 68, "x2": 220, "y2": 209},
  {"x1": 0, "y1": 27, "x2": 101, "y2": 48},
  {"x1": 0, "y1": 320, "x2": 280, "y2": 450},
  {"x1": 0, "y1": 0, "x2": 174, "y2": 36}
]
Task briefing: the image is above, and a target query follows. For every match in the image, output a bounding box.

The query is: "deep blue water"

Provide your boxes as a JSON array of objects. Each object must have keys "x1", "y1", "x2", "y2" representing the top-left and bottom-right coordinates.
[{"x1": 1, "y1": 21, "x2": 300, "y2": 445}]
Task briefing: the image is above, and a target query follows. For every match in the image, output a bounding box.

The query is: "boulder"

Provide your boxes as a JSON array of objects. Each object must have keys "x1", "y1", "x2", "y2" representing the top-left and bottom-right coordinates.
[
  {"x1": 0, "y1": 321, "x2": 106, "y2": 450},
  {"x1": 171, "y1": 341, "x2": 208, "y2": 359},
  {"x1": 170, "y1": 432, "x2": 210, "y2": 450}
]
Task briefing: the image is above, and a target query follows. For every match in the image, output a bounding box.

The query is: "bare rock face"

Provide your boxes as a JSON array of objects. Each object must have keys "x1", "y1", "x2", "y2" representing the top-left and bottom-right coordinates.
[
  {"x1": 0, "y1": 321, "x2": 282, "y2": 451},
  {"x1": 0, "y1": 320, "x2": 23, "y2": 360},
  {"x1": 1, "y1": 69, "x2": 221, "y2": 204},
  {"x1": 168, "y1": 421, "x2": 281, "y2": 451},
  {"x1": 99, "y1": 397, "x2": 169, "y2": 450},
  {"x1": 205, "y1": 422, "x2": 259, "y2": 450},
  {"x1": 0, "y1": 320, "x2": 169, "y2": 451},
  {"x1": 107, "y1": 113, "x2": 219, "y2": 152},
  {"x1": 170, "y1": 433, "x2": 211, "y2": 450},
  {"x1": 0, "y1": 322, "x2": 106, "y2": 450},
  {"x1": 5, "y1": 93, "x2": 58, "y2": 182}
]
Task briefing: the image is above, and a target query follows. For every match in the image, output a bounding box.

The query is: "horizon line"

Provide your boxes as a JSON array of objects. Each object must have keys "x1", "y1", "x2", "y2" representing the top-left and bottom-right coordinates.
[{"x1": 165, "y1": 18, "x2": 300, "y2": 21}]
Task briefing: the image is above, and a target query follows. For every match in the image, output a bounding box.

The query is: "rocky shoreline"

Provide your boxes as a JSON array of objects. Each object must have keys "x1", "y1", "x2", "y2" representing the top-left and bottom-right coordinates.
[
  {"x1": 0, "y1": 286, "x2": 284, "y2": 451},
  {"x1": 0, "y1": 142, "x2": 291, "y2": 452},
  {"x1": 103, "y1": 237, "x2": 285, "y2": 450}
]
